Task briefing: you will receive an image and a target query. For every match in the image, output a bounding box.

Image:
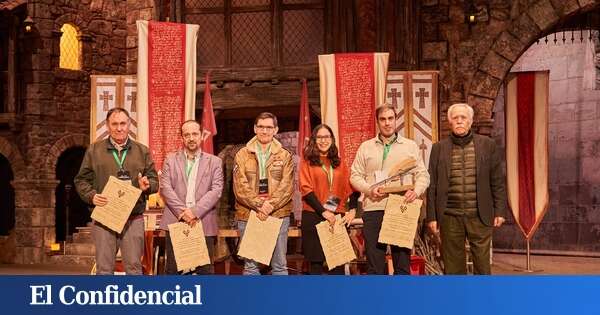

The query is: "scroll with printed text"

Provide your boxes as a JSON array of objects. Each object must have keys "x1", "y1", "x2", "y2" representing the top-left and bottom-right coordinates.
[
  {"x1": 91, "y1": 176, "x2": 142, "y2": 234},
  {"x1": 316, "y1": 215, "x2": 356, "y2": 270},
  {"x1": 378, "y1": 195, "x2": 423, "y2": 249},
  {"x1": 168, "y1": 222, "x2": 210, "y2": 272}
]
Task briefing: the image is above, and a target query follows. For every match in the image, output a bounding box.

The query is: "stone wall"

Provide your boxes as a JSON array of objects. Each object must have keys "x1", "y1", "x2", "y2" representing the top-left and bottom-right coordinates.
[
  {"x1": 492, "y1": 31, "x2": 600, "y2": 253},
  {"x1": 421, "y1": 0, "x2": 600, "y2": 136},
  {"x1": 5, "y1": 0, "x2": 600, "y2": 263},
  {"x1": 125, "y1": 0, "x2": 157, "y2": 74},
  {"x1": 22, "y1": 0, "x2": 129, "y2": 179},
  {"x1": 6, "y1": 0, "x2": 133, "y2": 263}
]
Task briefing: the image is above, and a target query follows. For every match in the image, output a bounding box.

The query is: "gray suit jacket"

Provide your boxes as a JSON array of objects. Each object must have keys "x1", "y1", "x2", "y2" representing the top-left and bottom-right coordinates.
[
  {"x1": 159, "y1": 151, "x2": 224, "y2": 236},
  {"x1": 426, "y1": 134, "x2": 507, "y2": 227}
]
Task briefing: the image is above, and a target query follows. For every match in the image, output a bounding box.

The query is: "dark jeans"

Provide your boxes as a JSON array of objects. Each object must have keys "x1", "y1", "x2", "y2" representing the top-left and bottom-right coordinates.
[
  {"x1": 362, "y1": 210, "x2": 411, "y2": 275},
  {"x1": 165, "y1": 232, "x2": 215, "y2": 275},
  {"x1": 440, "y1": 214, "x2": 492, "y2": 275}
]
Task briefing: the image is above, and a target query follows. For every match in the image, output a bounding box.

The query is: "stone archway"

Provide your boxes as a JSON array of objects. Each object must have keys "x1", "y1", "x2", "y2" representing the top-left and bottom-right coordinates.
[
  {"x1": 0, "y1": 136, "x2": 26, "y2": 181},
  {"x1": 461, "y1": 1, "x2": 600, "y2": 254},
  {"x1": 0, "y1": 154, "x2": 15, "y2": 236},
  {"x1": 9, "y1": 134, "x2": 88, "y2": 264},
  {"x1": 54, "y1": 146, "x2": 88, "y2": 242},
  {"x1": 466, "y1": 0, "x2": 600, "y2": 133},
  {"x1": 0, "y1": 154, "x2": 16, "y2": 263},
  {"x1": 44, "y1": 134, "x2": 89, "y2": 180},
  {"x1": 0, "y1": 137, "x2": 26, "y2": 263},
  {"x1": 53, "y1": 12, "x2": 94, "y2": 71},
  {"x1": 44, "y1": 134, "x2": 89, "y2": 242}
]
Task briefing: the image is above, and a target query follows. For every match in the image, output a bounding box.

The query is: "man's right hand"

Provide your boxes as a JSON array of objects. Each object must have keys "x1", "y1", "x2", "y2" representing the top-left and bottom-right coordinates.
[
  {"x1": 428, "y1": 221, "x2": 439, "y2": 234},
  {"x1": 369, "y1": 186, "x2": 388, "y2": 201},
  {"x1": 257, "y1": 211, "x2": 269, "y2": 221},
  {"x1": 322, "y1": 211, "x2": 336, "y2": 226},
  {"x1": 180, "y1": 208, "x2": 196, "y2": 223},
  {"x1": 92, "y1": 193, "x2": 108, "y2": 207}
]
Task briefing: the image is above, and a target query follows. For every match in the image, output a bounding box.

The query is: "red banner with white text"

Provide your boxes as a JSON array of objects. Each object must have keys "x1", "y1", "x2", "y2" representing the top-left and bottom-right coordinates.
[
  {"x1": 137, "y1": 20, "x2": 198, "y2": 171},
  {"x1": 318, "y1": 53, "x2": 389, "y2": 167},
  {"x1": 148, "y1": 21, "x2": 186, "y2": 170}
]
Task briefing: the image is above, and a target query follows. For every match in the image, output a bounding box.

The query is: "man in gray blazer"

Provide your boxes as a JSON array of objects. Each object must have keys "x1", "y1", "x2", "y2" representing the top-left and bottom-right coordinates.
[
  {"x1": 160, "y1": 120, "x2": 224, "y2": 274},
  {"x1": 426, "y1": 103, "x2": 507, "y2": 275}
]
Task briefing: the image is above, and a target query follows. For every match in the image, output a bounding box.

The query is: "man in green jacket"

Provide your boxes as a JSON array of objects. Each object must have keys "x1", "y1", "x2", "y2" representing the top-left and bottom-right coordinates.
[{"x1": 75, "y1": 107, "x2": 158, "y2": 275}]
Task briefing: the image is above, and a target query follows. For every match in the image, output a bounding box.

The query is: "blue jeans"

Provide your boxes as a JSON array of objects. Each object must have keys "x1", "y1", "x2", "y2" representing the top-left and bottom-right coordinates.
[{"x1": 237, "y1": 217, "x2": 290, "y2": 275}]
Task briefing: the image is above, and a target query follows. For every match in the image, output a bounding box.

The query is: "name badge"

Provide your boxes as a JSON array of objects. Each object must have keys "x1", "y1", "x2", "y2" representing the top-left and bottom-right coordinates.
[
  {"x1": 117, "y1": 168, "x2": 131, "y2": 181},
  {"x1": 258, "y1": 178, "x2": 269, "y2": 196},
  {"x1": 323, "y1": 195, "x2": 341, "y2": 212}
]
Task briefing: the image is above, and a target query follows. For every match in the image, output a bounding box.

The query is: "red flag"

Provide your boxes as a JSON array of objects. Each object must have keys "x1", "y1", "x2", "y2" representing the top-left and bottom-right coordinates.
[
  {"x1": 298, "y1": 79, "x2": 311, "y2": 160},
  {"x1": 201, "y1": 72, "x2": 217, "y2": 154}
]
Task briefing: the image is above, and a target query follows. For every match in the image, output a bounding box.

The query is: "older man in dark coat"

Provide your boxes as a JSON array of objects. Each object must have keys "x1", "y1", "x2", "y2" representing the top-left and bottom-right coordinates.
[{"x1": 426, "y1": 103, "x2": 507, "y2": 275}]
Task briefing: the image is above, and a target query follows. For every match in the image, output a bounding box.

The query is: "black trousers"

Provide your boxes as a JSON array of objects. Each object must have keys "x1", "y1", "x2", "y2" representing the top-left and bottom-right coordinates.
[
  {"x1": 362, "y1": 210, "x2": 411, "y2": 275},
  {"x1": 302, "y1": 211, "x2": 348, "y2": 275},
  {"x1": 165, "y1": 232, "x2": 215, "y2": 275},
  {"x1": 308, "y1": 262, "x2": 345, "y2": 275}
]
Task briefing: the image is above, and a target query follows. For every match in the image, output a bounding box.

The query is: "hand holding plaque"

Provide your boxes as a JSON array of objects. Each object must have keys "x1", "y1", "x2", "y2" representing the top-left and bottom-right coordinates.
[
  {"x1": 378, "y1": 194, "x2": 423, "y2": 249},
  {"x1": 168, "y1": 221, "x2": 210, "y2": 272},
  {"x1": 90, "y1": 176, "x2": 142, "y2": 233},
  {"x1": 237, "y1": 211, "x2": 283, "y2": 265},
  {"x1": 369, "y1": 158, "x2": 417, "y2": 193},
  {"x1": 316, "y1": 215, "x2": 356, "y2": 270}
]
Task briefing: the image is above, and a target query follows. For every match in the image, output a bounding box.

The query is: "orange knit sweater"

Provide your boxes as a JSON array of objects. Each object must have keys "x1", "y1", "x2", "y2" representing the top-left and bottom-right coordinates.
[{"x1": 299, "y1": 157, "x2": 353, "y2": 213}]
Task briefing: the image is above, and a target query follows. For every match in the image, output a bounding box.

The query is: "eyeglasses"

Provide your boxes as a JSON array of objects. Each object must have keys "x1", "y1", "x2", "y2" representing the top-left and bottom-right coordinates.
[
  {"x1": 316, "y1": 135, "x2": 332, "y2": 141},
  {"x1": 256, "y1": 125, "x2": 275, "y2": 131}
]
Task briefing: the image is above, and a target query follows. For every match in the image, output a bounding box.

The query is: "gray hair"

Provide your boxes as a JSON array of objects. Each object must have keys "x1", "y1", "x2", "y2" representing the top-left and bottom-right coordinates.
[{"x1": 447, "y1": 103, "x2": 474, "y2": 121}]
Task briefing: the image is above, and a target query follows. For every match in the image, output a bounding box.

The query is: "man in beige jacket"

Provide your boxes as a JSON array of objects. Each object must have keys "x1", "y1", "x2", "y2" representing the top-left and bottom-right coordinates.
[
  {"x1": 233, "y1": 112, "x2": 294, "y2": 275},
  {"x1": 350, "y1": 104, "x2": 429, "y2": 274}
]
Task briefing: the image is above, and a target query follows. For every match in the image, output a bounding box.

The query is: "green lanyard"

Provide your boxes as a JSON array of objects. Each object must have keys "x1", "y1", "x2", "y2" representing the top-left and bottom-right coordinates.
[
  {"x1": 321, "y1": 164, "x2": 334, "y2": 192},
  {"x1": 256, "y1": 143, "x2": 271, "y2": 179},
  {"x1": 111, "y1": 149, "x2": 127, "y2": 169},
  {"x1": 382, "y1": 135, "x2": 396, "y2": 163},
  {"x1": 185, "y1": 158, "x2": 196, "y2": 178}
]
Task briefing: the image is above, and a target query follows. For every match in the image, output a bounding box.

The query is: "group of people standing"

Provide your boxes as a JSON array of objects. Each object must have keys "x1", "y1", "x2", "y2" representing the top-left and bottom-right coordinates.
[{"x1": 74, "y1": 101, "x2": 507, "y2": 276}]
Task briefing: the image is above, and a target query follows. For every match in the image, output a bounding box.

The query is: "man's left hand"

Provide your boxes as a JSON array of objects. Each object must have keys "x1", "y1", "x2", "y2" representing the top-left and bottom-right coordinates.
[
  {"x1": 342, "y1": 209, "x2": 356, "y2": 227},
  {"x1": 493, "y1": 216, "x2": 506, "y2": 227},
  {"x1": 180, "y1": 208, "x2": 196, "y2": 223},
  {"x1": 188, "y1": 218, "x2": 199, "y2": 228},
  {"x1": 404, "y1": 190, "x2": 417, "y2": 202},
  {"x1": 138, "y1": 173, "x2": 150, "y2": 191},
  {"x1": 259, "y1": 200, "x2": 273, "y2": 216}
]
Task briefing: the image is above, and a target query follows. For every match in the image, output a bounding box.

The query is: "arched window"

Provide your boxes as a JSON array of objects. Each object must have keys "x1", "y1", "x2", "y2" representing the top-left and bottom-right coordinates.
[{"x1": 59, "y1": 24, "x2": 80, "y2": 70}]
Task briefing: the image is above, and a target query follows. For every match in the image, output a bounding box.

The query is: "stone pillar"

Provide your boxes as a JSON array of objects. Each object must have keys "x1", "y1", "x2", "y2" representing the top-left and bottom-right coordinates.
[
  {"x1": 126, "y1": 0, "x2": 157, "y2": 74},
  {"x1": 22, "y1": 1, "x2": 57, "y2": 117},
  {"x1": 12, "y1": 179, "x2": 58, "y2": 264},
  {"x1": 79, "y1": 34, "x2": 94, "y2": 73}
]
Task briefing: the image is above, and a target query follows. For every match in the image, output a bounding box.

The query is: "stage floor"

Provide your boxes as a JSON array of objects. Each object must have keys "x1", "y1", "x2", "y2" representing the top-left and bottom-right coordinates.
[{"x1": 1, "y1": 253, "x2": 600, "y2": 275}]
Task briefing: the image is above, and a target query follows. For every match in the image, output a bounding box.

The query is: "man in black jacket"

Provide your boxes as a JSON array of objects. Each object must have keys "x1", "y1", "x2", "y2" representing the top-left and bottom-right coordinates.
[{"x1": 426, "y1": 103, "x2": 506, "y2": 274}]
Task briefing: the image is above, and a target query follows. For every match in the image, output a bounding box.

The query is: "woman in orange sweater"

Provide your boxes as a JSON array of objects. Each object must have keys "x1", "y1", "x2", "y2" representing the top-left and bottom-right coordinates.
[{"x1": 300, "y1": 124, "x2": 359, "y2": 275}]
